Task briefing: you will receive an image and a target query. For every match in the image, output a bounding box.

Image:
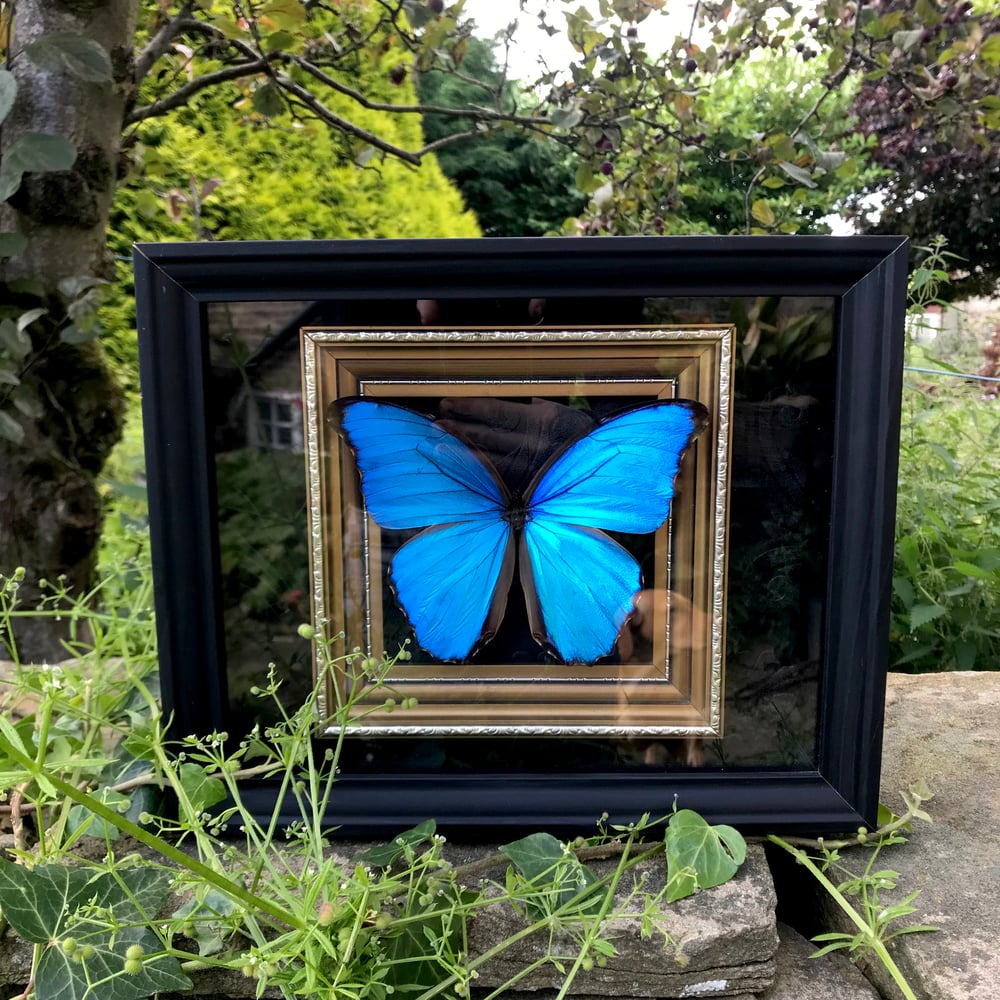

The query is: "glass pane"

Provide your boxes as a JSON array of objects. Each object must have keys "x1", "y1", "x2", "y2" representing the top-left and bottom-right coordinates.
[{"x1": 208, "y1": 295, "x2": 831, "y2": 772}]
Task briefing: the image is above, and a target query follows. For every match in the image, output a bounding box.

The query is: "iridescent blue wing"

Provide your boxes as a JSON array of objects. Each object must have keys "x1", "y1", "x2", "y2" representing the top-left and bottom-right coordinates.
[
  {"x1": 522, "y1": 400, "x2": 707, "y2": 662},
  {"x1": 334, "y1": 399, "x2": 506, "y2": 529},
  {"x1": 528, "y1": 400, "x2": 708, "y2": 533},
  {"x1": 519, "y1": 522, "x2": 640, "y2": 664},
  {"x1": 391, "y1": 520, "x2": 514, "y2": 661},
  {"x1": 333, "y1": 398, "x2": 513, "y2": 660}
]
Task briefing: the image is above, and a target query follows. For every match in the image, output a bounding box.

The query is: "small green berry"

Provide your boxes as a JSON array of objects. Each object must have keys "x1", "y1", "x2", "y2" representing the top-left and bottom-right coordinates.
[
  {"x1": 125, "y1": 945, "x2": 144, "y2": 962},
  {"x1": 297, "y1": 623, "x2": 316, "y2": 639},
  {"x1": 61, "y1": 938, "x2": 78, "y2": 956},
  {"x1": 241, "y1": 964, "x2": 256, "y2": 978},
  {"x1": 383, "y1": 697, "x2": 395, "y2": 713},
  {"x1": 317, "y1": 902, "x2": 338, "y2": 926},
  {"x1": 124, "y1": 958, "x2": 143, "y2": 976},
  {"x1": 374, "y1": 912, "x2": 392, "y2": 931}
]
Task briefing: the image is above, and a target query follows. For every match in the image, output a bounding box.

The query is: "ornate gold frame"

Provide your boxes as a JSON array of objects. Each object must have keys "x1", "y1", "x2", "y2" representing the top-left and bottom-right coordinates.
[{"x1": 301, "y1": 327, "x2": 734, "y2": 736}]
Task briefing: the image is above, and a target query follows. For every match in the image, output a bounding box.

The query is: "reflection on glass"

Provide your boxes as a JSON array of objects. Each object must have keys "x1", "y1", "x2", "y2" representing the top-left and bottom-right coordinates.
[{"x1": 210, "y1": 295, "x2": 833, "y2": 773}]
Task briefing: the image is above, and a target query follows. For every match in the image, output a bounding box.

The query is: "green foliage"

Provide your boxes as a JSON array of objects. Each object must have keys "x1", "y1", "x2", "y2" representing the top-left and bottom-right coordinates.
[
  {"x1": 100, "y1": 23, "x2": 478, "y2": 392},
  {"x1": 663, "y1": 810, "x2": 746, "y2": 903},
  {"x1": 417, "y1": 37, "x2": 587, "y2": 236},
  {"x1": 891, "y1": 373, "x2": 1000, "y2": 670},
  {"x1": 769, "y1": 783, "x2": 936, "y2": 1000},
  {"x1": 0, "y1": 567, "x2": 750, "y2": 1000},
  {"x1": 667, "y1": 53, "x2": 873, "y2": 236},
  {"x1": 215, "y1": 448, "x2": 309, "y2": 617}
]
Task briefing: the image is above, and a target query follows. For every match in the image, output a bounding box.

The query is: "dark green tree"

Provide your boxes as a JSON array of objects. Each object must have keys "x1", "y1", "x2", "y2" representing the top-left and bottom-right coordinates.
[{"x1": 417, "y1": 37, "x2": 586, "y2": 236}]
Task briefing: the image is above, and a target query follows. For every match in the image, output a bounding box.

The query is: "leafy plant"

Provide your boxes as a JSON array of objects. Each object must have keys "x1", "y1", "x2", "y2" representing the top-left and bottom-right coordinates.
[
  {"x1": 0, "y1": 567, "x2": 750, "y2": 1000},
  {"x1": 769, "y1": 784, "x2": 936, "y2": 1000},
  {"x1": 891, "y1": 376, "x2": 1000, "y2": 670},
  {"x1": 890, "y1": 240, "x2": 1000, "y2": 671}
]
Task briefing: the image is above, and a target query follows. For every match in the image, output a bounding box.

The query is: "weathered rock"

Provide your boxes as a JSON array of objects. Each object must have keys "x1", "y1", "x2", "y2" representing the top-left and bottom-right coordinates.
[
  {"x1": 467, "y1": 844, "x2": 778, "y2": 997},
  {"x1": 789, "y1": 671, "x2": 1000, "y2": 1000},
  {"x1": 759, "y1": 923, "x2": 880, "y2": 999}
]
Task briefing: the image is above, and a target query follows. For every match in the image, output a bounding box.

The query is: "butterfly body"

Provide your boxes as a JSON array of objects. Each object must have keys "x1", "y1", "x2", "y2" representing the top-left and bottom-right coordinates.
[{"x1": 334, "y1": 397, "x2": 707, "y2": 664}]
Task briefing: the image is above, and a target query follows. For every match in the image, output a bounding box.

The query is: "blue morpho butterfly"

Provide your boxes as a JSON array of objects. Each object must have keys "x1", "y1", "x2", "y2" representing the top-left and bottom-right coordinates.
[{"x1": 332, "y1": 396, "x2": 708, "y2": 664}]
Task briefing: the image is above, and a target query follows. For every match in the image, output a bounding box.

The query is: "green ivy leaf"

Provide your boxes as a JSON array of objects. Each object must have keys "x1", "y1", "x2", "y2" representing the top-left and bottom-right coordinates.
[
  {"x1": 500, "y1": 832, "x2": 566, "y2": 881},
  {"x1": 0, "y1": 859, "x2": 92, "y2": 942},
  {"x1": 66, "y1": 787, "x2": 132, "y2": 841},
  {"x1": 0, "y1": 70, "x2": 17, "y2": 125},
  {"x1": 178, "y1": 762, "x2": 228, "y2": 813},
  {"x1": 500, "y1": 832, "x2": 599, "y2": 914},
  {"x1": 35, "y1": 926, "x2": 190, "y2": 1000},
  {"x1": 173, "y1": 890, "x2": 241, "y2": 956},
  {"x1": 357, "y1": 819, "x2": 436, "y2": 866},
  {"x1": 23, "y1": 32, "x2": 113, "y2": 83},
  {"x1": 664, "y1": 809, "x2": 746, "y2": 903},
  {"x1": 0, "y1": 133, "x2": 77, "y2": 202}
]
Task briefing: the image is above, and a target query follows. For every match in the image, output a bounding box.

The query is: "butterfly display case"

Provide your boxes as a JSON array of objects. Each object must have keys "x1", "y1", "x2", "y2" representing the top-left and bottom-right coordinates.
[
  {"x1": 134, "y1": 235, "x2": 908, "y2": 833},
  {"x1": 303, "y1": 327, "x2": 732, "y2": 737}
]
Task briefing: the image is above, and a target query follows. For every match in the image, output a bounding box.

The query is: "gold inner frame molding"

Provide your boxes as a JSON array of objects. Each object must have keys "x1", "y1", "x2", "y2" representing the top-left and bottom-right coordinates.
[{"x1": 301, "y1": 327, "x2": 734, "y2": 737}]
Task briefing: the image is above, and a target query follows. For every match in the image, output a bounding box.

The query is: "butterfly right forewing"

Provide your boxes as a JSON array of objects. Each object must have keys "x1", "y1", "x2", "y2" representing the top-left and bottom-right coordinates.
[{"x1": 521, "y1": 400, "x2": 708, "y2": 663}]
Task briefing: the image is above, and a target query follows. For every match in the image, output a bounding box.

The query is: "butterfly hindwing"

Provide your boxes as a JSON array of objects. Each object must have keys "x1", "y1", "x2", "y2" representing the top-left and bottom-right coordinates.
[
  {"x1": 520, "y1": 520, "x2": 641, "y2": 663},
  {"x1": 392, "y1": 520, "x2": 514, "y2": 661}
]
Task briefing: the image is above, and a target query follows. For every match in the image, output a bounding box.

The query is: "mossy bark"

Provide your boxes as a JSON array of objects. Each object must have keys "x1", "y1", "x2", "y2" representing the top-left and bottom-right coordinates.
[{"x1": 0, "y1": 1, "x2": 136, "y2": 660}]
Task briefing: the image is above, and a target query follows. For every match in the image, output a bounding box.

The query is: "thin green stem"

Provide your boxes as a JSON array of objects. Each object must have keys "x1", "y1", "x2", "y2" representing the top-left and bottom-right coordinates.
[
  {"x1": 768, "y1": 836, "x2": 918, "y2": 1000},
  {"x1": 0, "y1": 729, "x2": 306, "y2": 933}
]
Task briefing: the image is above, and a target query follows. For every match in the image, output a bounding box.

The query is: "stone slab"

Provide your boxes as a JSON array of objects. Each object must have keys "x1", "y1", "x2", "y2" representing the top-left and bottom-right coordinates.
[
  {"x1": 466, "y1": 844, "x2": 777, "y2": 997},
  {"x1": 800, "y1": 671, "x2": 1000, "y2": 1000},
  {"x1": 758, "y1": 923, "x2": 880, "y2": 999}
]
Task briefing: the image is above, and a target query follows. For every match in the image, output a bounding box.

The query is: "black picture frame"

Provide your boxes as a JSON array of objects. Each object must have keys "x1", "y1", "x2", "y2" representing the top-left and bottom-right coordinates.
[{"x1": 134, "y1": 235, "x2": 908, "y2": 835}]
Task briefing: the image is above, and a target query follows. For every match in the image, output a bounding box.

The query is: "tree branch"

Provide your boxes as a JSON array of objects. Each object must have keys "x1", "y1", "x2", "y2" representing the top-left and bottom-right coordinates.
[
  {"x1": 275, "y1": 72, "x2": 422, "y2": 164},
  {"x1": 134, "y1": 2, "x2": 197, "y2": 86},
  {"x1": 292, "y1": 56, "x2": 550, "y2": 128},
  {"x1": 126, "y1": 58, "x2": 274, "y2": 126}
]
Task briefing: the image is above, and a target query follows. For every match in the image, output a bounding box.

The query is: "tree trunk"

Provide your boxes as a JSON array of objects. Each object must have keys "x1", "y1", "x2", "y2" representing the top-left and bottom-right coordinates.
[{"x1": 0, "y1": 0, "x2": 136, "y2": 661}]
